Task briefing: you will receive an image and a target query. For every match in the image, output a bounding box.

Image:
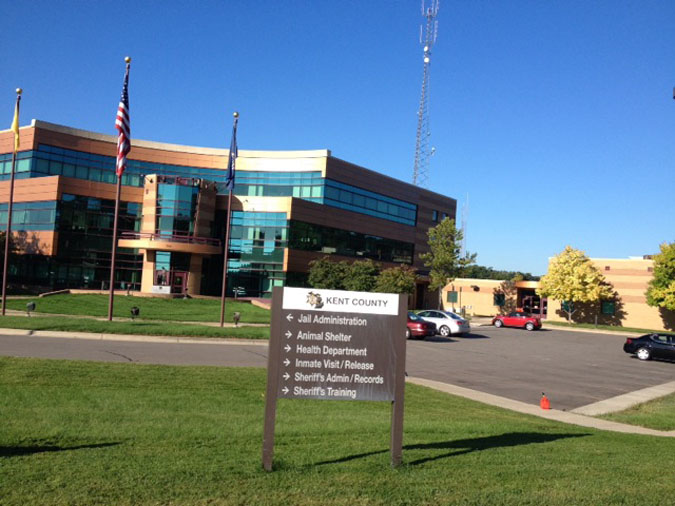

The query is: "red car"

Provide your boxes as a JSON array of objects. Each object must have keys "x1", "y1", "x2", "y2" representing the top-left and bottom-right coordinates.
[
  {"x1": 492, "y1": 311, "x2": 542, "y2": 331},
  {"x1": 407, "y1": 311, "x2": 436, "y2": 339}
]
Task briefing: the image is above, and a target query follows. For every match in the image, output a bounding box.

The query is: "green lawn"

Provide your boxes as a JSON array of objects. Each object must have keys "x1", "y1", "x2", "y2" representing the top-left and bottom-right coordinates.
[
  {"x1": 600, "y1": 393, "x2": 675, "y2": 431},
  {"x1": 1, "y1": 357, "x2": 674, "y2": 505},
  {"x1": 6, "y1": 294, "x2": 270, "y2": 323},
  {"x1": 0, "y1": 315, "x2": 269, "y2": 339}
]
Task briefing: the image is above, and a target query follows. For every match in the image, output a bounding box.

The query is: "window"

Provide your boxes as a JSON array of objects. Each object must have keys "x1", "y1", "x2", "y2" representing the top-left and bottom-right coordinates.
[
  {"x1": 432, "y1": 210, "x2": 438, "y2": 222},
  {"x1": 494, "y1": 293, "x2": 505, "y2": 307}
]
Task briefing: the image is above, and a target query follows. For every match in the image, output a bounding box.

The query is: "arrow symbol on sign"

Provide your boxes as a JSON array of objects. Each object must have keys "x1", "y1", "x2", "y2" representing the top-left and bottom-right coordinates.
[
  {"x1": 285, "y1": 331, "x2": 292, "y2": 338},
  {"x1": 282, "y1": 387, "x2": 289, "y2": 394},
  {"x1": 284, "y1": 344, "x2": 291, "y2": 352},
  {"x1": 283, "y1": 358, "x2": 290, "y2": 366},
  {"x1": 286, "y1": 313, "x2": 294, "y2": 322},
  {"x1": 283, "y1": 372, "x2": 290, "y2": 380}
]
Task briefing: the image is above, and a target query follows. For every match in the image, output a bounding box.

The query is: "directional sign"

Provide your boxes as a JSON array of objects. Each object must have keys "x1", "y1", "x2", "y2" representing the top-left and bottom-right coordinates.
[{"x1": 263, "y1": 286, "x2": 407, "y2": 470}]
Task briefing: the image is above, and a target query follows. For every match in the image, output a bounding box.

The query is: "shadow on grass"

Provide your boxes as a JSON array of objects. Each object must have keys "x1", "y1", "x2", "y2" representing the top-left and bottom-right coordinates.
[
  {"x1": 0, "y1": 441, "x2": 120, "y2": 458},
  {"x1": 313, "y1": 432, "x2": 590, "y2": 467}
]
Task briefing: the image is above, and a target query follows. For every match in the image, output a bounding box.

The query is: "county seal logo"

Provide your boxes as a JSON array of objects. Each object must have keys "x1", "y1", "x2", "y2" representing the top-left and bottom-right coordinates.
[{"x1": 306, "y1": 291, "x2": 324, "y2": 309}]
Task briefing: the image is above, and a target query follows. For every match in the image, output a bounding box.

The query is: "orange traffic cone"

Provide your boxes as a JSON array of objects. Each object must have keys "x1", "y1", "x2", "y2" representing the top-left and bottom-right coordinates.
[{"x1": 540, "y1": 392, "x2": 551, "y2": 410}]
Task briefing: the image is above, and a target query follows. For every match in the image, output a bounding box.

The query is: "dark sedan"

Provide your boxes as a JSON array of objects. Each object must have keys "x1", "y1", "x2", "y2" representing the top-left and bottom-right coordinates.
[{"x1": 623, "y1": 333, "x2": 675, "y2": 361}]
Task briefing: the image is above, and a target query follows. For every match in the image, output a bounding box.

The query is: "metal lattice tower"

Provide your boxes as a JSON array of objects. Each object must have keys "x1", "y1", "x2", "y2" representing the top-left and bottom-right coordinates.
[{"x1": 412, "y1": 0, "x2": 439, "y2": 187}]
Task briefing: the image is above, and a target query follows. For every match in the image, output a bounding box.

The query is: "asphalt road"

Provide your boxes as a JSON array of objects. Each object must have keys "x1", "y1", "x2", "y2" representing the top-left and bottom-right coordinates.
[{"x1": 1, "y1": 326, "x2": 673, "y2": 411}]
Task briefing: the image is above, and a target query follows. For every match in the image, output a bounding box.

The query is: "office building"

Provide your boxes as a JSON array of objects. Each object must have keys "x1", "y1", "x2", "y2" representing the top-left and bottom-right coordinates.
[{"x1": 0, "y1": 120, "x2": 456, "y2": 306}]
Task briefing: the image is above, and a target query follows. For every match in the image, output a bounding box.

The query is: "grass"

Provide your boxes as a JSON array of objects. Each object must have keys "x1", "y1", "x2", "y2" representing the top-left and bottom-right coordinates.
[
  {"x1": 0, "y1": 316, "x2": 269, "y2": 339},
  {"x1": 6, "y1": 294, "x2": 271, "y2": 323},
  {"x1": 2, "y1": 357, "x2": 675, "y2": 505},
  {"x1": 599, "y1": 393, "x2": 675, "y2": 431},
  {"x1": 546, "y1": 320, "x2": 674, "y2": 335}
]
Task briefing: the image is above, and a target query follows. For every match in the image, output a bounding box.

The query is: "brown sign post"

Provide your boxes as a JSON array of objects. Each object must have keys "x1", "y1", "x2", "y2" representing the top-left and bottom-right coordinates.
[{"x1": 263, "y1": 286, "x2": 407, "y2": 470}]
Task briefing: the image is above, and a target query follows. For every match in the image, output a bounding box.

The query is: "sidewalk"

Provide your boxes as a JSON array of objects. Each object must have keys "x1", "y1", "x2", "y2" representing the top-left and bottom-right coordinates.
[{"x1": 407, "y1": 376, "x2": 675, "y2": 438}]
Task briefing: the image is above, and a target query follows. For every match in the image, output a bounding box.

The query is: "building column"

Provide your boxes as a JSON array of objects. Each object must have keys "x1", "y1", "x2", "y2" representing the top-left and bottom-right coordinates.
[
  {"x1": 141, "y1": 250, "x2": 156, "y2": 293},
  {"x1": 187, "y1": 254, "x2": 203, "y2": 295}
]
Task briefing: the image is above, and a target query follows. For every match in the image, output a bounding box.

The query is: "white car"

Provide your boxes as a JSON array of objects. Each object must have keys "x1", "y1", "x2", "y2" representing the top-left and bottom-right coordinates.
[{"x1": 416, "y1": 310, "x2": 471, "y2": 337}]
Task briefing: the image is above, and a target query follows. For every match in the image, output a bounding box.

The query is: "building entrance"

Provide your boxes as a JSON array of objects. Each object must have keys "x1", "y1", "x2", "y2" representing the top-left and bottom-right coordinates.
[{"x1": 171, "y1": 271, "x2": 189, "y2": 294}]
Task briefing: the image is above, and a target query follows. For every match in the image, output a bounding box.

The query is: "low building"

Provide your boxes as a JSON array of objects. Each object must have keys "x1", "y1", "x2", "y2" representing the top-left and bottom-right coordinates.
[
  {"x1": 0, "y1": 120, "x2": 456, "y2": 306},
  {"x1": 440, "y1": 278, "x2": 542, "y2": 317},
  {"x1": 544, "y1": 256, "x2": 672, "y2": 331},
  {"x1": 440, "y1": 257, "x2": 673, "y2": 332}
]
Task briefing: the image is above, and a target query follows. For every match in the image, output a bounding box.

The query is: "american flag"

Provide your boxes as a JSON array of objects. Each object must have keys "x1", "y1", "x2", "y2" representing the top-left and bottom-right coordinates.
[
  {"x1": 225, "y1": 114, "x2": 238, "y2": 192},
  {"x1": 115, "y1": 63, "x2": 131, "y2": 177}
]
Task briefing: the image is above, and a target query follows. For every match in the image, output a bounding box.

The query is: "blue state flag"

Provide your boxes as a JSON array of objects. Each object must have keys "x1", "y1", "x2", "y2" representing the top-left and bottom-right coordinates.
[{"x1": 225, "y1": 118, "x2": 238, "y2": 192}]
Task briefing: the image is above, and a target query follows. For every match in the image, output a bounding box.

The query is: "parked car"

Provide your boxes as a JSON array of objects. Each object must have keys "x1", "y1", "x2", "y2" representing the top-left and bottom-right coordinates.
[
  {"x1": 492, "y1": 312, "x2": 542, "y2": 331},
  {"x1": 406, "y1": 311, "x2": 437, "y2": 339},
  {"x1": 623, "y1": 333, "x2": 675, "y2": 361},
  {"x1": 416, "y1": 310, "x2": 470, "y2": 337}
]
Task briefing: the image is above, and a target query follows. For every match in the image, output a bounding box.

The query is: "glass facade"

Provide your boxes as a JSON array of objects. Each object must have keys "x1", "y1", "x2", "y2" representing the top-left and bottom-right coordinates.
[
  {"x1": 225, "y1": 211, "x2": 288, "y2": 298},
  {"x1": 57, "y1": 194, "x2": 142, "y2": 290},
  {"x1": 0, "y1": 145, "x2": 229, "y2": 188},
  {"x1": 5, "y1": 194, "x2": 142, "y2": 291},
  {"x1": 323, "y1": 180, "x2": 417, "y2": 226},
  {"x1": 156, "y1": 180, "x2": 199, "y2": 237},
  {"x1": 288, "y1": 220, "x2": 414, "y2": 264},
  {"x1": 230, "y1": 171, "x2": 323, "y2": 202},
  {"x1": 2, "y1": 145, "x2": 419, "y2": 227},
  {"x1": 0, "y1": 201, "x2": 57, "y2": 231},
  {"x1": 1, "y1": 138, "x2": 433, "y2": 295}
]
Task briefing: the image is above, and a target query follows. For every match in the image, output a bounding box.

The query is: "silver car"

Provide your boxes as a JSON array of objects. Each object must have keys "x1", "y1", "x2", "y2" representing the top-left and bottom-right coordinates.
[{"x1": 416, "y1": 310, "x2": 471, "y2": 337}]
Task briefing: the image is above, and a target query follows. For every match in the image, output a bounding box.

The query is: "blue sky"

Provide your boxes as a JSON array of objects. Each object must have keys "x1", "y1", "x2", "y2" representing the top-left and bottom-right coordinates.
[{"x1": 2, "y1": 1, "x2": 674, "y2": 275}]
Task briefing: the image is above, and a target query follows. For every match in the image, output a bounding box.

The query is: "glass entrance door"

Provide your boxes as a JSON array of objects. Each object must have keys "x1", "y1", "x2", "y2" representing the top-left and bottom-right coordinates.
[{"x1": 171, "y1": 271, "x2": 188, "y2": 294}]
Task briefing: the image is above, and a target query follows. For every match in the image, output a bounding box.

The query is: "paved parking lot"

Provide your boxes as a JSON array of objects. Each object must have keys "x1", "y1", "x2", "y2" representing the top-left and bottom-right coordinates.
[
  {"x1": 0, "y1": 326, "x2": 672, "y2": 412},
  {"x1": 406, "y1": 325, "x2": 674, "y2": 411}
]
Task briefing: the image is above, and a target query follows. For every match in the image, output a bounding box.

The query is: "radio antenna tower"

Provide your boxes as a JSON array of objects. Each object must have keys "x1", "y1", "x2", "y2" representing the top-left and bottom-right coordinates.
[{"x1": 412, "y1": 0, "x2": 439, "y2": 187}]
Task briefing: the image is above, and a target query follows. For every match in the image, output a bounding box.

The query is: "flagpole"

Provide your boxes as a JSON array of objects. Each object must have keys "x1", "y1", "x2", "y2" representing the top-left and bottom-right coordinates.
[
  {"x1": 1, "y1": 88, "x2": 22, "y2": 316},
  {"x1": 219, "y1": 111, "x2": 239, "y2": 327},
  {"x1": 107, "y1": 174, "x2": 122, "y2": 321},
  {"x1": 108, "y1": 57, "x2": 131, "y2": 321}
]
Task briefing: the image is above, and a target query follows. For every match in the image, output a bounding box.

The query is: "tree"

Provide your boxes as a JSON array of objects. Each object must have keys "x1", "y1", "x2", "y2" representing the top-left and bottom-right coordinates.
[
  {"x1": 537, "y1": 246, "x2": 613, "y2": 321},
  {"x1": 461, "y1": 264, "x2": 539, "y2": 281},
  {"x1": 374, "y1": 264, "x2": 417, "y2": 295},
  {"x1": 344, "y1": 259, "x2": 380, "y2": 292},
  {"x1": 307, "y1": 257, "x2": 349, "y2": 290},
  {"x1": 419, "y1": 218, "x2": 476, "y2": 307},
  {"x1": 646, "y1": 241, "x2": 675, "y2": 311}
]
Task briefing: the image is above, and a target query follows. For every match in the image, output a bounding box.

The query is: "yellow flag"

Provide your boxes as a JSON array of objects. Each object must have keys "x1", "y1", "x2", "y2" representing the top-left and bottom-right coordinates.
[{"x1": 10, "y1": 100, "x2": 19, "y2": 153}]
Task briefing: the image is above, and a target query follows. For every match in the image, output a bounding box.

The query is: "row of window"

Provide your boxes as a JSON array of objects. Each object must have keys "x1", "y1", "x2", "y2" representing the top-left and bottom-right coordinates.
[
  {"x1": 287, "y1": 220, "x2": 414, "y2": 264},
  {"x1": 0, "y1": 201, "x2": 57, "y2": 231},
  {"x1": 13, "y1": 145, "x2": 421, "y2": 227},
  {"x1": 324, "y1": 180, "x2": 416, "y2": 226},
  {"x1": 36, "y1": 144, "x2": 227, "y2": 184}
]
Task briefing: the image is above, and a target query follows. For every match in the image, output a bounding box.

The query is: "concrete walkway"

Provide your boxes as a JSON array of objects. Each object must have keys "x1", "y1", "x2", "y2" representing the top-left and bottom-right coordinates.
[
  {"x1": 570, "y1": 381, "x2": 675, "y2": 415},
  {"x1": 407, "y1": 376, "x2": 675, "y2": 438}
]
